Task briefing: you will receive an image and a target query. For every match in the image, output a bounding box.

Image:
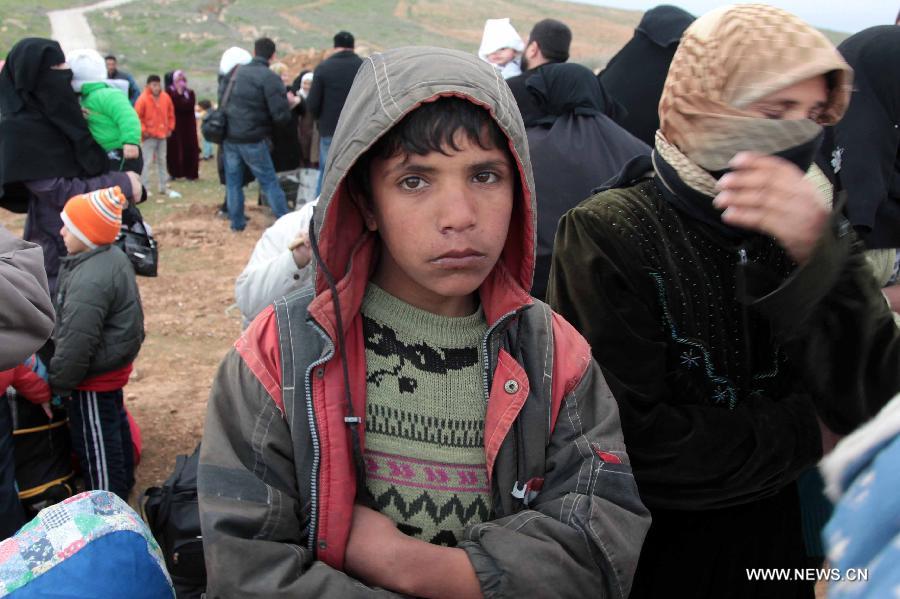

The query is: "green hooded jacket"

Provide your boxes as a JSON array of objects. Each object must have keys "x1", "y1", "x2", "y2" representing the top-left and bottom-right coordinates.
[{"x1": 80, "y1": 82, "x2": 142, "y2": 151}]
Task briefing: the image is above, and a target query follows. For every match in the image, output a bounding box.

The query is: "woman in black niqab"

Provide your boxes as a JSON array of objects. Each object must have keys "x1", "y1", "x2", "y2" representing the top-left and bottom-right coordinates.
[
  {"x1": 597, "y1": 5, "x2": 695, "y2": 146},
  {"x1": 524, "y1": 62, "x2": 649, "y2": 300},
  {"x1": 0, "y1": 38, "x2": 126, "y2": 295},
  {"x1": 0, "y1": 38, "x2": 107, "y2": 208}
]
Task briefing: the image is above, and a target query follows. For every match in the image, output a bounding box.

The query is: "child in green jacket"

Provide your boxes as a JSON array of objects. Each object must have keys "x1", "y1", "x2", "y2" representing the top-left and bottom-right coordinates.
[{"x1": 68, "y1": 49, "x2": 143, "y2": 173}]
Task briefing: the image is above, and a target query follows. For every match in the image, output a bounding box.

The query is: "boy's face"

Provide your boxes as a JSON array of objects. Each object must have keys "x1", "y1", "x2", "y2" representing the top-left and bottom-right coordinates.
[
  {"x1": 363, "y1": 130, "x2": 515, "y2": 316},
  {"x1": 105, "y1": 58, "x2": 116, "y2": 76},
  {"x1": 487, "y1": 48, "x2": 517, "y2": 66},
  {"x1": 149, "y1": 81, "x2": 161, "y2": 95},
  {"x1": 60, "y1": 225, "x2": 89, "y2": 255}
]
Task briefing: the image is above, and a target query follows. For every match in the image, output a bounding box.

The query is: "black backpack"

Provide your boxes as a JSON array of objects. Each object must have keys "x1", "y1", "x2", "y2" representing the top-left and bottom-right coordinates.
[
  {"x1": 142, "y1": 444, "x2": 206, "y2": 598},
  {"x1": 7, "y1": 391, "x2": 75, "y2": 518}
]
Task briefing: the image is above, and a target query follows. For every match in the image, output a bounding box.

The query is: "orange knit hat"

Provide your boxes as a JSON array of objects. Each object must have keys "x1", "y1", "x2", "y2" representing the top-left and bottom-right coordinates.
[{"x1": 61, "y1": 186, "x2": 127, "y2": 248}]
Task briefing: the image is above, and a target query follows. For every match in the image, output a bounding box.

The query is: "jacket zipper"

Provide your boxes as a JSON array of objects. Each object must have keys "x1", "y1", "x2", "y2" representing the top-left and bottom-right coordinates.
[
  {"x1": 303, "y1": 320, "x2": 334, "y2": 554},
  {"x1": 737, "y1": 247, "x2": 753, "y2": 386},
  {"x1": 480, "y1": 310, "x2": 520, "y2": 402},
  {"x1": 480, "y1": 309, "x2": 522, "y2": 502}
]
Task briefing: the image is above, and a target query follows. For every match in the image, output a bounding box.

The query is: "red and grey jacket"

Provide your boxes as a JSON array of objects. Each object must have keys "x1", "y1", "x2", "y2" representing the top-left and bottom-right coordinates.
[
  {"x1": 199, "y1": 47, "x2": 650, "y2": 599},
  {"x1": 0, "y1": 359, "x2": 50, "y2": 405}
]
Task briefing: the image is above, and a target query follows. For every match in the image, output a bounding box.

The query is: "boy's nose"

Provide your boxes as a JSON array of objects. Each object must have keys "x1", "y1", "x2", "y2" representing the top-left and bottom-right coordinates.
[{"x1": 437, "y1": 190, "x2": 477, "y2": 233}]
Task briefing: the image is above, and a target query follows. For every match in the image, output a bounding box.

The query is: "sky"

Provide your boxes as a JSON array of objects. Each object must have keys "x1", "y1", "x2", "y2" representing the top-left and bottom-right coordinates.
[{"x1": 568, "y1": 0, "x2": 894, "y2": 33}]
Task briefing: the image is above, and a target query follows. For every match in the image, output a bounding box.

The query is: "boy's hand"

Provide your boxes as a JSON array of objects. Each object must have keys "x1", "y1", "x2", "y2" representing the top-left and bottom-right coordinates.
[
  {"x1": 123, "y1": 144, "x2": 140, "y2": 159},
  {"x1": 713, "y1": 152, "x2": 830, "y2": 265},
  {"x1": 345, "y1": 505, "x2": 482, "y2": 598},
  {"x1": 288, "y1": 233, "x2": 311, "y2": 269},
  {"x1": 40, "y1": 401, "x2": 53, "y2": 420}
]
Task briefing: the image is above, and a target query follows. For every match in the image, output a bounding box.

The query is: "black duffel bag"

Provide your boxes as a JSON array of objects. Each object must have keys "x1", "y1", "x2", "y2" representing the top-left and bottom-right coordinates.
[
  {"x1": 142, "y1": 444, "x2": 205, "y2": 599},
  {"x1": 201, "y1": 67, "x2": 240, "y2": 144},
  {"x1": 116, "y1": 205, "x2": 158, "y2": 277}
]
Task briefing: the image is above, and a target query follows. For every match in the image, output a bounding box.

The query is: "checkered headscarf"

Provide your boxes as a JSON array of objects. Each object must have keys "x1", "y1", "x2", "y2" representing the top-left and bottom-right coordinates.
[{"x1": 656, "y1": 4, "x2": 853, "y2": 185}]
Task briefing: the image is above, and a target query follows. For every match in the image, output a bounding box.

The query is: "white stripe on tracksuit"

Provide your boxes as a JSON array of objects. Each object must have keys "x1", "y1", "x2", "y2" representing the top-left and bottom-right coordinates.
[
  {"x1": 86, "y1": 391, "x2": 109, "y2": 490},
  {"x1": 79, "y1": 397, "x2": 95, "y2": 490}
]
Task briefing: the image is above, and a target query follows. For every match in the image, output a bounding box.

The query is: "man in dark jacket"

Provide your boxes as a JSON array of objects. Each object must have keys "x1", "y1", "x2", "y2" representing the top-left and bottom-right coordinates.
[
  {"x1": 222, "y1": 37, "x2": 299, "y2": 232},
  {"x1": 307, "y1": 31, "x2": 363, "y2": 197},
  {"x1": 505, "y1": 19, "x2": 572, "y2": 127},
  {"x1": 105, "y1": 54, "x2": 140, "y2": 105}
]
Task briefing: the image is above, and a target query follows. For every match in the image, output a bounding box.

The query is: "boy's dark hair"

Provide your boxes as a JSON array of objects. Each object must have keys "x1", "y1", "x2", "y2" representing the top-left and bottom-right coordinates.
[
  {"x1": 198, "y1": 99, "x2": 212, "y2": 110},
  {"x1": 529, "y1": 19, "x2": 572, "y2": 63},
  {"x1": 147, "y1": 74, "x2": 160, "y2": 84},
  {"x1": 333, "y1": 31, "x2": 355, "y2": 49},
  {"x1": 349, "y1": 97, "x2": 515, "y2": 199},
  {"x1": 105, "y1": 54, "x2": 117, "y2": 62},
  {"x1": 254, "y1": 37, "x2": 276, "y2": 60}
]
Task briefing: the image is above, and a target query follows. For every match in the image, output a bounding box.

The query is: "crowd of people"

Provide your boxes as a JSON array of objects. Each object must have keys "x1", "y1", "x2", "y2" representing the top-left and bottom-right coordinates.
[{"x1": 1, "y1": 3, "x2": 900, "y2": 599}]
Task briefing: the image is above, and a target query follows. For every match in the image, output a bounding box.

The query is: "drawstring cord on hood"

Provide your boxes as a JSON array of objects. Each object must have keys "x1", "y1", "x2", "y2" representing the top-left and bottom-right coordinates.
[{"x1": 308, "y1": 219, "x2": 372, "y2": 506}]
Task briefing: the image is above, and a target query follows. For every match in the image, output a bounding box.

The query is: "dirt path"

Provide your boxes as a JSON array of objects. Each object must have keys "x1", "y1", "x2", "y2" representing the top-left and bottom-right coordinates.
[{"x1": 48, "y1": 0, "x2": 136, "y2": 53}]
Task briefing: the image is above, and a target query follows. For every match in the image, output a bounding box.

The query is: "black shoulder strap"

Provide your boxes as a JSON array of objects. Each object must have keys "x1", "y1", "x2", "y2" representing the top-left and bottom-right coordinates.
[{"x1": 221, "y1": 66, "x2": 240, "y2": 109}]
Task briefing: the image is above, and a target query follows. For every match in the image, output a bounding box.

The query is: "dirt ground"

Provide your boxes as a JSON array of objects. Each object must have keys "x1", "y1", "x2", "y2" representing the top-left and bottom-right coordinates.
[{"x1": 0, "y1": 158, "x2": 280, "y2": 496}]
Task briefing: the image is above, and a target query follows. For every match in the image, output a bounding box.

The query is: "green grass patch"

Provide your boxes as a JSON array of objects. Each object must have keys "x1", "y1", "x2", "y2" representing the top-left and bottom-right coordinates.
[
  {"x1": 86, "y1": 0, "x2": 646, "y2": 100},
  {"x1": 0, "y1": 0, "x2": 79, "y2": 54}
]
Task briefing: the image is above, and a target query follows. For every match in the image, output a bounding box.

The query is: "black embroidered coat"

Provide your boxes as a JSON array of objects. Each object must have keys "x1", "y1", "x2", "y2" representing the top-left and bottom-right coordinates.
[{"x1": 548, "y1": 175, "x2": 900, "y2": 598}]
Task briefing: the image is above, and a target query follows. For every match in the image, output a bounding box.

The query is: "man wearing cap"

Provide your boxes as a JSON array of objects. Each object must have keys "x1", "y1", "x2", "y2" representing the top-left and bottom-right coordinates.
[
  {"x1": 505, "y1": 19, "x2": 573, "y2": 127},
  {"x1": 307, "y1": 31, "x2": 363, "y2": 197}
]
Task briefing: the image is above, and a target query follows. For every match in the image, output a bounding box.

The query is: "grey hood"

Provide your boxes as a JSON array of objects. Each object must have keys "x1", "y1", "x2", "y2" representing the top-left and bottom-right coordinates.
[{"x1": 310, "y1": 47, "x2": 537, "y2": 329}]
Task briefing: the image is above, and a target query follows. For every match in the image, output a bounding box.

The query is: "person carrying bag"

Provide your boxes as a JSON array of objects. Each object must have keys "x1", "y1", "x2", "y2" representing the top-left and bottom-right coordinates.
[{"x1": 201, "y1": 66, "x2": 239, "y2": 144}]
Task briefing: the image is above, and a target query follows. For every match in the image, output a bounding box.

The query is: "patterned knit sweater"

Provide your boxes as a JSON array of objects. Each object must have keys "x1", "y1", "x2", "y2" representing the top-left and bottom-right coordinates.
[{"x1": 361, "y1": 284, "x2": 491, "y2": 546}]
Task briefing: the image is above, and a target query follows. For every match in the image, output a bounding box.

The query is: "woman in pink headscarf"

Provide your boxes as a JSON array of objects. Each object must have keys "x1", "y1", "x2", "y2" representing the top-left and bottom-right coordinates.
[{"x1": 166, "y1": 69, "x2": 199, "y2": 180}]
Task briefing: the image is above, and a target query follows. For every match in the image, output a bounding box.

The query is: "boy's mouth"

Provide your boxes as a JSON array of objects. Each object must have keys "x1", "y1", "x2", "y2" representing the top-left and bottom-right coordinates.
[{"x1": 430, "y1": 249, "x2": 486, "y2": 269}]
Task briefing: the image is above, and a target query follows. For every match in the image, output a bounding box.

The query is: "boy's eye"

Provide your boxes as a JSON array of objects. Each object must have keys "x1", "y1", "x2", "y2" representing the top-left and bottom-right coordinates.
[
  {"x1": 400, "y1": 176, "x2": 426, "y2": 190},
  {"x1": 473, "y1": 171, "x2": 499, "y2": 184}
]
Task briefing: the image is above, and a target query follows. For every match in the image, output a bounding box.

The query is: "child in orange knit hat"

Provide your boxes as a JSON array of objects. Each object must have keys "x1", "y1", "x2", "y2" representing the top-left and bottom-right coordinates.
[{"x1": 51, "y1": 186, "x2": 145, "y2": 501}]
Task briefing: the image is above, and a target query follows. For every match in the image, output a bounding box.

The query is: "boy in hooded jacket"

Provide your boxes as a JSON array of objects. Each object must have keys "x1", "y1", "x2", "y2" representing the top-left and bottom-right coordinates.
[
  {"x1": 51, "y1": 186, "x2": 144, "y2": 502},
  {"x1": 198, "y1": 47, "x2": 650, "y2": 598}
]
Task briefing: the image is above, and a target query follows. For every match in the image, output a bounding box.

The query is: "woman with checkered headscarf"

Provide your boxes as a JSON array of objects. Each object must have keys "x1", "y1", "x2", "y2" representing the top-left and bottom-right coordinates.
[{"x1": 547, "y1": 5, "x2": 900, "y2": 598}]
